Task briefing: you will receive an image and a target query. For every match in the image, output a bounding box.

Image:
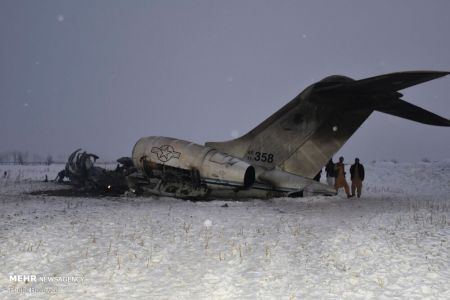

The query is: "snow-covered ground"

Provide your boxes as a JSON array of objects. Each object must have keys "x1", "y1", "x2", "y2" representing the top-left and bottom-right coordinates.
[{"x1": 1, "y1": 161, "x2": 449, "y2": 299}]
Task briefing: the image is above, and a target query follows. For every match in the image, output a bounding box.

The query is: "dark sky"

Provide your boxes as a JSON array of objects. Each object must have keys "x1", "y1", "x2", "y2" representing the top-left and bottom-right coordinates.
[{"x1": 1, "y1": 0, "x2": 449, "y2": 162}]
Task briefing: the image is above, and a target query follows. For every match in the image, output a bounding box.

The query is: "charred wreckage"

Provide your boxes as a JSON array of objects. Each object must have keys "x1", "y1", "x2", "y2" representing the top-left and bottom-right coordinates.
[
  {"x1": 56, "y1": 149, "x2": 134, "y2": 195},
  {"x1": 57, "y1": 71, "x2": 450, "y2": 199}
]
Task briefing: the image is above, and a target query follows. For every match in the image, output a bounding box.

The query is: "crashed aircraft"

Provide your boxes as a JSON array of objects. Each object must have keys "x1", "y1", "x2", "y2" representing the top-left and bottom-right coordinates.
[{"x1": 63, "y1": 71, "x2": 450, "y2": 199}]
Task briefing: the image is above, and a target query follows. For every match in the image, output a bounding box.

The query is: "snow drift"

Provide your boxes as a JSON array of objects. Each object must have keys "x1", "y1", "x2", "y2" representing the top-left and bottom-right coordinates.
[{"x1": 0, "y1": 161, "x2": 449, "y2": 299}]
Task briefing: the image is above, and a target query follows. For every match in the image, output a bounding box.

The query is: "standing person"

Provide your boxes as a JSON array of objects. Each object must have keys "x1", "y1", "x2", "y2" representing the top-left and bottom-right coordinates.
[
  {"x1": 334, "y1": 156, "x2": 352, "y2": 198},
  {"x1": 313, "y1": 169, "x2": 322, "y2": 182},
  {"x1": 325, "y1": 159, "x2": 335, "y2": 186},
  {"x1": 350, "y1": 158, "x2": 365, "y2": 198}
]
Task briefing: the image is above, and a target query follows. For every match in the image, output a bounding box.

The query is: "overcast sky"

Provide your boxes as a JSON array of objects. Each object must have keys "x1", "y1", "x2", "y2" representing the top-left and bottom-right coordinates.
[{"x1": 1, "y1": 0, "x2": 449, "y2": 162}]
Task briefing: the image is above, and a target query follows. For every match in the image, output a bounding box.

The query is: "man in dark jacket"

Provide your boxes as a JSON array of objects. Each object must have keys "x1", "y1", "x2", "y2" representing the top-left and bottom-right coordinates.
[
  {"x1": 325, "y1": 159, "x2": 335, "y2": 186},
  {"x1": 350, "y1": 158, "x2": 365, "y2": 198},
  {"x1": 313, "y1": 169, "x2": 322, "y2": 182}
]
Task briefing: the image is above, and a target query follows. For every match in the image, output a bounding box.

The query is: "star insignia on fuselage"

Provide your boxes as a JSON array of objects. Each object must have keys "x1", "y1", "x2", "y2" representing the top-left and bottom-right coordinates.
[{"x1": 151, "y1": 145, "x2": 181, "y2": 163}]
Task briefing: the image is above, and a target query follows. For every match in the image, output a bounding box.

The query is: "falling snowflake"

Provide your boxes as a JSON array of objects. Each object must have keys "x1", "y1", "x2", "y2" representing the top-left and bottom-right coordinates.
[
  {"x1": 231, "y1": 129, "x2": 240, "y2": 138},
  {"x1": 203, "y1": 219, "x2": 212, "y2": 228},
  {"x1": 57, "y1": 15, "x2": 64, "y2": 22}
]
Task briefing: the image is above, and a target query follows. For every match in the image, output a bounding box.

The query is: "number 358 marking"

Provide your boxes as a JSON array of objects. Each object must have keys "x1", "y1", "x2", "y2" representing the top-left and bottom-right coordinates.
[{"x1": 250, "y1": 151, "x2": 274, "y2": 163}]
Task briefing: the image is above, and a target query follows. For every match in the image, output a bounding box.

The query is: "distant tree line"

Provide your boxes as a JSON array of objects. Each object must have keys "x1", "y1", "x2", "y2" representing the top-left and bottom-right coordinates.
[{"x1": 0, "y1": 151, "x2": 59, "y2": 165}]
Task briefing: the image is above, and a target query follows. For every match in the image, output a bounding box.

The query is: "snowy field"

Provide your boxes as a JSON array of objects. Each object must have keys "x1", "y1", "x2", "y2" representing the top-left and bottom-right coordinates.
[{"x1": 1, "y1": 161, "x2": 449, "y2": 299}]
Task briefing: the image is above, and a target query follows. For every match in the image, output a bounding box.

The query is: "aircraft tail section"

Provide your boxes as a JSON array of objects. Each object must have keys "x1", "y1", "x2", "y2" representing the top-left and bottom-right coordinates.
[
  {"x1": 207, "y1": 71, "x2": 450, "y2": 178},
  {"x1": 314, "y1": 71, "x2": 450, "y2": 126}
]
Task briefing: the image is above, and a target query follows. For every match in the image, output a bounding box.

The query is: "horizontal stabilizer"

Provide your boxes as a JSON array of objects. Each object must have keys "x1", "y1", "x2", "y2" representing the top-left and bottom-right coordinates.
[
  {"x1": 315, "y1": 71, "x2": 450, "y2": 95},
  {"x1": 352, "y1": 71, "x2": 450, "y2": 92},
  {"x1": 376, "y1": 99, "x2": 450, "y2": 126},
  {"x1": 313, "y1": 71, "x2": 450, "y2": 126}
]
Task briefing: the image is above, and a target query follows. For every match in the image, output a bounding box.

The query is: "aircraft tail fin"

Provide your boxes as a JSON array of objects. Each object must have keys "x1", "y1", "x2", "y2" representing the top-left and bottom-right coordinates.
[{"x1": 207, "y1": 71, "x2": 450, "y2": 178}]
